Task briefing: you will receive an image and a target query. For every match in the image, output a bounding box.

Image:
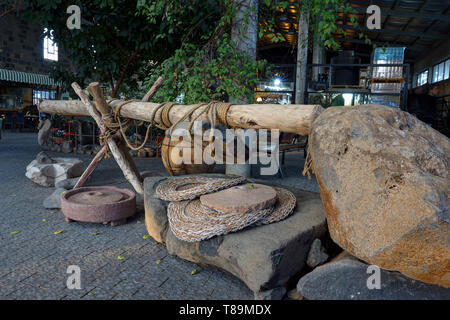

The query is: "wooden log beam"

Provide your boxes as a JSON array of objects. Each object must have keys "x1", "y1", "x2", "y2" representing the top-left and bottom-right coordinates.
[{"x1": 39, "y1": 100, "x2": 323, "y2": 136}]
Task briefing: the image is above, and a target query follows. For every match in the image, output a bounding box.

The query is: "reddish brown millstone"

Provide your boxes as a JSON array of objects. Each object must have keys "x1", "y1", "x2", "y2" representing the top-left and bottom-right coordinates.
[
  {"x1": 61, "y1": 186, "x2": 136, "y2": 226},
  {"x1": 200, "y1": 183, "x2": 277, "y2": 214}
]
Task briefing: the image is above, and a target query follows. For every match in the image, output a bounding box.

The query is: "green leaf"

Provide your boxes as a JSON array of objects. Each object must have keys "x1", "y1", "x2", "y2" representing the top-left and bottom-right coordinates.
[
  {"x1": 87, "y1": 292, "x2": 94, "y2": 297},
  {"x1": 191, "y1": 269, "x2": 199, "y2": 275},
  {"x1": 248, "y1": 184, "x2": 255, "y2": 189},
  {"x1": 42, "y1": 219, "x2": 48, "y2": 222},
  {"x1": 90, "y1": 232, "x2": 99, "y2": 236},
  {"x1": 117, "y1": 256, "x2": 125, "y2": 260},
  {"x1": 143, "y1": 235, "x2": 150, "y2": 239},
  {"x1": 156, "y1": 259, "x2": 161, "y2": 265},
  {"x1": 53, "y1": 230, "x2": 63, "y2": 235},
  {"x1": 10, "y1": 231, "x2": 20, "y2": 235}
]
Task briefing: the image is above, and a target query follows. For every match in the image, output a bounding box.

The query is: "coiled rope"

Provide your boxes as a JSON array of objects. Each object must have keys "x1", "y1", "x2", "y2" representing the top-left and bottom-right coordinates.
[{"x1": 97, "y1": 100, "x2": 233, "y2": 153}]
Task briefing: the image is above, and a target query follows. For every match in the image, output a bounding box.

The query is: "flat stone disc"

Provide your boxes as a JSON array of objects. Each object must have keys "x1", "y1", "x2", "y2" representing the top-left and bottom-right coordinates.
[
  {"x1": 68, "y1": 189, "x2": 125, "y2": 205},
  {"x1": 200, "y1": 183, "x2": 277, "y2": 214}
]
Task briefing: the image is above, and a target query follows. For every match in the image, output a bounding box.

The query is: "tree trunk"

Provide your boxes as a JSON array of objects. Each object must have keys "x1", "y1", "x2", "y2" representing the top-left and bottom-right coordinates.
[
  {"x1": 229, "y1": 0, "x2": 259, "y2": 177},
  {"x1": 295, "y1": 9, "x2": 309, "y2": 104}
]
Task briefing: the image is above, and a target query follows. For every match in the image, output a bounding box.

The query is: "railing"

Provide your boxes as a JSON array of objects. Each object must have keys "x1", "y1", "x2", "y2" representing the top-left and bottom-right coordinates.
[{"x1": 305, "y1": 63, "x2": 411, "y2": 110}]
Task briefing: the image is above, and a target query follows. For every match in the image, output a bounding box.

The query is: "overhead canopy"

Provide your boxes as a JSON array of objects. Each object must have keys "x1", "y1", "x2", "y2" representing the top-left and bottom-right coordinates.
[
  {"x1": 0, "y1": 68, "x2": 59, "y2": 86},
  {"x1": 259, "y1": 0, "x2": 450, "y2": 61}
]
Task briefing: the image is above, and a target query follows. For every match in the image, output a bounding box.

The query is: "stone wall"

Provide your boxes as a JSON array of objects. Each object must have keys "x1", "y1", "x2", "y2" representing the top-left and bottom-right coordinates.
[{"x1": 0, "y1": 14, "x2": 70, "y2": 74}]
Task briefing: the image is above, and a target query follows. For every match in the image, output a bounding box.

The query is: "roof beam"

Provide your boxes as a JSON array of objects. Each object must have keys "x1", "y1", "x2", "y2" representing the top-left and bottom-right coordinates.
[
  {"x1": 348, "y1": 4, "x2": 450, "y2": 22},
  {"x1": 374, "y1": 0, "x2": 400, "y2": 42},
  {"x1": 333, "y1": 37, "x2": 426, "y2": 52},
  {"x1": 409, "y1": 6, "x2": 450, "y2": 52},
  {"x1": 391, "y1": 0, "x2": 435, "y2": 45},
  {"x1": 336, "y1": 24, "x2": 447, "y2": 39}
]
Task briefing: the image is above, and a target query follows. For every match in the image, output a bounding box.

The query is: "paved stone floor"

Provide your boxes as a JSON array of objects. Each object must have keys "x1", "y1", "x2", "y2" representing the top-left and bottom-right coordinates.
[{"x1": 0, "y1": 131, "x2": 318, "y2": 300}]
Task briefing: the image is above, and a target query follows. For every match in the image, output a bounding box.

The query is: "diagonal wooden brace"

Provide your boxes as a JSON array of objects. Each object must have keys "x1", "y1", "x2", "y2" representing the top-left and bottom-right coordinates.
[
  {"x1": 72, "y1": 82, "x2": 143, "y2": 194},
  {"x1": 71, "y1": 78, "x2": 164, "y2": 192}
]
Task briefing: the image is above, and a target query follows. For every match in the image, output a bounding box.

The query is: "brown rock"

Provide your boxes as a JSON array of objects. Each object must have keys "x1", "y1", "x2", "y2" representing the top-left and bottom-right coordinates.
[
  {"x1": 200, "y1": 183, "x2": 277, "y2": 213},
  {"x1": 309, "y1": 104, "x2": 450, "y2": 287}
]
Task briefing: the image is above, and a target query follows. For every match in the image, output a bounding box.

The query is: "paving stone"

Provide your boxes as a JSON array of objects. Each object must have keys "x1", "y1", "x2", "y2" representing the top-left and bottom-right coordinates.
[{"x1": 0, "y1": 132, "x2": 321, "y2": 300}]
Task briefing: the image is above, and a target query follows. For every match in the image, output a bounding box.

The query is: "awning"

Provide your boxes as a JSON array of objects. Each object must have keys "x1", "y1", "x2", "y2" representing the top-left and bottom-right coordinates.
[{"x1": 0, "y1": 68, "x2": 59, "y2": 86}]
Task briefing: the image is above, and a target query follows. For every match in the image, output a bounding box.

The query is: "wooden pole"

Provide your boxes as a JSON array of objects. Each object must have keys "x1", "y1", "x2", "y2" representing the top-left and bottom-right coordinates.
[
  {"x1": 142, "y1": 76, "x2": 164, "y2": 102},
  {"x1": 73, "y1": 145, "x2": 108, "y2": 189},
  {"x1": 39, "y1": 100, "x2": 323, "y2": 136},
  {"x1": 71, "y1": 82, "x2": 144, "y2": 194},
  {"x1": 72, "y1": 77, "x2": 164, "y2": 190}
]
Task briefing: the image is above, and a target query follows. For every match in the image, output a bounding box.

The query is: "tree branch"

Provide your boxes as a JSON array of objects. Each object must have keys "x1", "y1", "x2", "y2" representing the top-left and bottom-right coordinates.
[
  {"x1": 0, "y1": 0, "x2": 19, "y2": 18},
  {"x1": 112, "y1": 49, "x2": 142, "y2": 98},
  {"x1": 102, "y1": 24, "x2": 130, "y2": 58}
]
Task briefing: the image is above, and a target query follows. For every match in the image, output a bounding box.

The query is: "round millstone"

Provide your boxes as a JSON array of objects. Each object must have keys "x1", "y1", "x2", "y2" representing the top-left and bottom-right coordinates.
[
  {"x1": 200, "y1": 183, "x2": 277, "y2": 214},
  {"x1": 68, "y1": 189, "x2": 125, "y2": 205}
]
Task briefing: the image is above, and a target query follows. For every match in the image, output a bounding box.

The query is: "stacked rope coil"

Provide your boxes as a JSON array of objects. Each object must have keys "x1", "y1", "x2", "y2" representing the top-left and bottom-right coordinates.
[{"x1": 155, "y1": 177, "x2": 297, "y2": 242}]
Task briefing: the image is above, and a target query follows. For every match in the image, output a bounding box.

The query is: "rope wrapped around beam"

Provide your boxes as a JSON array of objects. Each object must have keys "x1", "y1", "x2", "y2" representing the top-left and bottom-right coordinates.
[{"x1": 98, "y1": 100, "x2": 234, "y2": 152}]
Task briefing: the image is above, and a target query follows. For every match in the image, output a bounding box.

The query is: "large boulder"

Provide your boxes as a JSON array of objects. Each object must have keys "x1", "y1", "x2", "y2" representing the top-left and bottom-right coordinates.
[
  {"x1": 309, "y1": 104, "x2": 450, "y2": 287},
  {"x1": 26, "y1": 153, "x2": 83, "y2": 187},
  {"x1": 144, "y1": 174, "x2": 327, "y2": 295},
  {"x1": 297, "y1": 253, "x2": 450, "y2": 300}
]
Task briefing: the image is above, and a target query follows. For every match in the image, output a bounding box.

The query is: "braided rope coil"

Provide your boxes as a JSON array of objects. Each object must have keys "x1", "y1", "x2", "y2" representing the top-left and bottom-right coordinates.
[
  {"x1": 155, "y1": 176, "x2": 246, "y2": 201},
  {"x1": 157, "y1": 177, "x2": 297, "y2": 242}
]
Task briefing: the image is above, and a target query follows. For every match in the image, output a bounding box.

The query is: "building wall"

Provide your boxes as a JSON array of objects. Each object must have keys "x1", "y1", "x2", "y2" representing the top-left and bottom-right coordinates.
[
  {"x1": 0, "y1": 14, "x2": 69, "y2": 74},
  {"x1": 414, "y1": 40, "x2": 450, "y2": 73},
  {"x1": 413, "y1": 40, "x2": 450, "y2": 88}
]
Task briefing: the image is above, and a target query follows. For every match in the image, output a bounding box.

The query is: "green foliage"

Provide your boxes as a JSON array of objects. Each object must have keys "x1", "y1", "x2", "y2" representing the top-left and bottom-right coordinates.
[
  {"x1": 23, "y1": 0, "x2": 374, "y2": 104},
  {"x1": 305, "y1": 0, "x2": 373, "y2": 50},
  {"x1": 143, "y1": 0, "x2": 266, "y2": 104},
  {"x1": 260, "y1": 0, "x2": 373, "y2": 51},
  {"x1": 24, "y1": 0, "x2": 218, "y2": 97}
]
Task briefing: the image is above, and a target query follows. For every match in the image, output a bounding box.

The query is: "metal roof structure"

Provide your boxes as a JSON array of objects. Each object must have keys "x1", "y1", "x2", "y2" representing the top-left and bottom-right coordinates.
[
  {"x1": 260, "y1": 0, "x2": 450, "y2": 61},
  {"x1": 0, "y1": 68, "x2": 59, "y2": 86}
]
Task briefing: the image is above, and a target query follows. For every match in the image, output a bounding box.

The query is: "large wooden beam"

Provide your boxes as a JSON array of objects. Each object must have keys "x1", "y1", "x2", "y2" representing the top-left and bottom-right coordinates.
[{"x1": 39, "y1": 100, "x2": 323, "y2": 136}]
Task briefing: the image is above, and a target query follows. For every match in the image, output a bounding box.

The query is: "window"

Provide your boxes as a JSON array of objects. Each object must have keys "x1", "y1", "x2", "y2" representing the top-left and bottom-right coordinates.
[
  {"x1": 33, "y1": 90, "x2": 56, "y2": 106},
  {"x1": 43, "y1": 28, "x2": 58, "y2": 61},
  {"x1": 432, "y1": 59, "x2": 450, "y2": 83},
  {"x1": 416, "y1": 70, "x2": 428, "y2": 87}
]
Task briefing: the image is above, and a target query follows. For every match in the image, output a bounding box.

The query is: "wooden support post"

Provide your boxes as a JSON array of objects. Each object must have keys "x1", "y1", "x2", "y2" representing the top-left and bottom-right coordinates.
[
  {"x1": 72, "y1": 82, "x2": 144, "y2": 194},
  {"x1": 71, "y1": 77, "x2": 164, "y2": 190},
  {"x1": 73, "y1": 145, "x2": 108, "y2": 189}
]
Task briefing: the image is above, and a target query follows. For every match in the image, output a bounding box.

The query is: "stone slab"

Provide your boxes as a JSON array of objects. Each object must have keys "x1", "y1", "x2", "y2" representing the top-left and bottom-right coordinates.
[
  {"x1": 200, "y1": 183, "x2": 277, "y2": 213},
  {"x1": 144, "y1": 174, "x2": 327, "y2": 295},
  {"x1": 297, "y1": 254, "x2": 450, "y2": 300}
]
